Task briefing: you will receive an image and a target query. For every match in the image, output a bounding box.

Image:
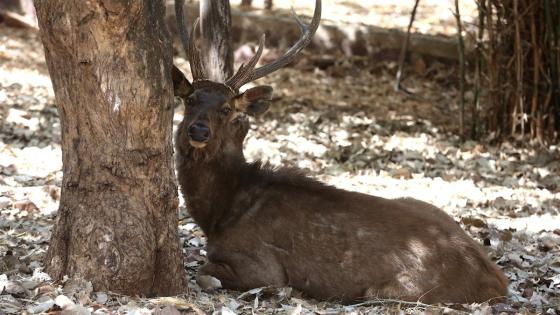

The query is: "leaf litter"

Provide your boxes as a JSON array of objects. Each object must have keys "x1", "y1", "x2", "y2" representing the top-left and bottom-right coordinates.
[{"x1": 1, "y1": 17, "x2": 559, "y2": 315}]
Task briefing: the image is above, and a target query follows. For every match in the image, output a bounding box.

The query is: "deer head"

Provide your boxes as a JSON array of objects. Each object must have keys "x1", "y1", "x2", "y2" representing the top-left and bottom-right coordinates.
[{"x1": 172, "y1": 0, "x2": 321, "y2": 159}]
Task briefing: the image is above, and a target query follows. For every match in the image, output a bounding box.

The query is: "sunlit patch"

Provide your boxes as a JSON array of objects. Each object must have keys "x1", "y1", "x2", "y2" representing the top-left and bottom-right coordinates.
[
  {"x1": 390, "y1": 254, "x2": 422, "y2": 296},
  {"x1": 113, "y1": 95, "x2": 121, "y2": 112},
  {"x1": 408, "y1": 239, "x2": 428, "y2": 260},
  {"x1": 6, "y1": 108, "x2": 40, "y2": 129},
  {"x1": 0, "y1": 69, "x2": 52, "y2": 90},
  {"x1": 487, "y1": 214, "x2": 560, "y2": 233}
]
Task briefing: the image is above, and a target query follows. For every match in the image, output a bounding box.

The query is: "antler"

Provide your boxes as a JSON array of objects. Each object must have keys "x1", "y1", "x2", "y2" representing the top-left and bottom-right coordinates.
[
  {"x1": 226, "y1": 0, "x2": 321, "y2": 91},
  {"x1": 175, "y1": 0, "x2": 206, "y2": 81}
]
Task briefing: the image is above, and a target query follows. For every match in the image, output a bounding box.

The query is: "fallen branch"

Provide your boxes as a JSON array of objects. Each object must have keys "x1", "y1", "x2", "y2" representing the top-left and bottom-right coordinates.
[{"x1": 0, "y1": 9, "x2": 38, "y2": 30}]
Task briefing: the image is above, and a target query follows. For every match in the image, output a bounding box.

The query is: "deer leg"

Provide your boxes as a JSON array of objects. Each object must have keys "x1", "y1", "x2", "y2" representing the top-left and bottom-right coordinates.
[
  {"x1": 197, "y1": 262, "x2": 238, "y2": 290},
  {"x1": 198, "y1": 256, "x2": 287, "y2": 291}
]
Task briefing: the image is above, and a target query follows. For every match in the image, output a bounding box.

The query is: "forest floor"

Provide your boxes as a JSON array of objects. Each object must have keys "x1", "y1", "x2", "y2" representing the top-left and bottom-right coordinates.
[
  {"x1": 229, "y1": 0, "x2": 479, "y2": 36},
  {"x1": 1, "y1": 5, "x2": 560, "y2": 315}
]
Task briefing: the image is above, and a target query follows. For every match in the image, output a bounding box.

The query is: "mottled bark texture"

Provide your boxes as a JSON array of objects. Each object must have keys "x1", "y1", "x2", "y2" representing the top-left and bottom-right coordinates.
[
  {"x1": 35, "y1": 0, "x2": 185, "y2": 296},
  {"x1": 200, "y1": 0, "x2": 233, "y2": 81}
]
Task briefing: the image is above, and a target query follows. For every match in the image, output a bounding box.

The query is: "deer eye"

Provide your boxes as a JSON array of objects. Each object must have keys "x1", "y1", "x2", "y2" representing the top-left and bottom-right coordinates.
[
  {"x1": 221, "y1": 106, "x2": 232, "y2": 116},
  {"x1": 185, "y1": 97, "x2": 194, "y2": 107}
]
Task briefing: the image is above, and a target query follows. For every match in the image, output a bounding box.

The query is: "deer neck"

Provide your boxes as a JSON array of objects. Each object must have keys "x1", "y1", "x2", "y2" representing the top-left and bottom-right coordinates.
[{"x1": 177, "y1": 145, "x2": 247, "y2": 236}]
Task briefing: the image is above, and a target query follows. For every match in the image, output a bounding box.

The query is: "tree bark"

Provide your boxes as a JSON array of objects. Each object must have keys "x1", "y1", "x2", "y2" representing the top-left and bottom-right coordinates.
[
  {"x1": 200, "y1": 0, "x2": 233, "y2": 81},
  {"x1": 35, "y1": 0, "x2": 185, "y2": 296}
]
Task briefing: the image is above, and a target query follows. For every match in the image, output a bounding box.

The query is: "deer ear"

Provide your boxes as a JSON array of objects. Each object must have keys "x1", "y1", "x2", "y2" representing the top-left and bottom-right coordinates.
[
  {"x1": 235, "y1": 85, "x2": 273, "y2": 116},
  {"x1": 171, "y1": 65, "x2": 193, "y2": 99}
]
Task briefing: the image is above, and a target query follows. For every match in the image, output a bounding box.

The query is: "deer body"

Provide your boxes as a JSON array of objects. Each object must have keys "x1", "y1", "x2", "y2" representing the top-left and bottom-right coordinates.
[
  {"x1": 172, "y1": 0, "x2": 507, "y2": 303},
  {"x1": 176, "y1": 130, "x2": 508, "y2": 303}
]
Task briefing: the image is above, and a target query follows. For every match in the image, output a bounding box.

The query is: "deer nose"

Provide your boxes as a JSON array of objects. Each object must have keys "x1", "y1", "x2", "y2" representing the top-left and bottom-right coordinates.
[{"x1": 188, "y1": 123, "x2": 210, "y2": 142}]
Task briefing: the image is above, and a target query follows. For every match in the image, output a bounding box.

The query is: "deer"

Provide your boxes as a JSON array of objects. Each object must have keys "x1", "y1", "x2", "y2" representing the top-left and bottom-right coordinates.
[{"x1": 172, "y1": 0, "x2": 509, "y2": 304}]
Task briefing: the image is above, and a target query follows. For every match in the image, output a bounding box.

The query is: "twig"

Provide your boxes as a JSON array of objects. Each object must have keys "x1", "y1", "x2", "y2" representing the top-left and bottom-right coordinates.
[
  {"x1": 350, "y1": 298, "x2": 432, "y2": 309},
  {"x1": 349, "y1": 298, "x2": 475, "y2": 315},
  {"x1": 453, "y1": 0, "x2": 466, "y2": 140},
  {"x1": 394, "y1": 0, "x2": 421, "y2": 92}
]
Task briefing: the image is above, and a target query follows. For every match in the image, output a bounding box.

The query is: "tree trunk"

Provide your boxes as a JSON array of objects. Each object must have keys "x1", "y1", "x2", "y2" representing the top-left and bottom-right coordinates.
[
  {"x1": 265, "y1": 0, "x2": 273, "y2": 10},
  {"x1": 200, "y1": 0, "x2": 233, "y2": 81},
  {"x1": 34, "y1": 0, "x2": 185, "y2": 296},
  {"x1": 240, "y1": 0, "x2": 252, "y2": 7}
]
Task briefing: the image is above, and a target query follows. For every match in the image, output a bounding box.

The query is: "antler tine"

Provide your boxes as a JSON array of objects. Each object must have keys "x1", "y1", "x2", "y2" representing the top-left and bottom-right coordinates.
[
  {"x1": 175, "y1": 0, "x2": 206, "y2": 81},
  {"x1": 252, "y1": 0, "x2": 321, "y2": 79},
  {"x1": 188, "y1": 19, "x2": 207, "y2": 80},
  {"x1": 291, "y1": 7, "x2": 309, "y2": 35},
  {"x1": 226, "y1": 0, "x2": 321, "y2": 90},
  {"x1": 225, "y1": 34, "x2": 265, "y2": 89}
]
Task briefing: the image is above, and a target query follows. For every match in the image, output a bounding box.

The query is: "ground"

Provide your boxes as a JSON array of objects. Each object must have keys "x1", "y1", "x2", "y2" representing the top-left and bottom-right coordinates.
[
  {"x1": 1, "y1": 3, "x2": 560, "y2": 315},
  {"x1": 230, "y1": 0, "x2": 479, "y2": 36}
]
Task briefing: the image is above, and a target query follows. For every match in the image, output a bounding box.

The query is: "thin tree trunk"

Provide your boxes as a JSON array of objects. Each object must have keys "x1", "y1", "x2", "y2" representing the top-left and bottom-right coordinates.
[
  {"x1": 35, "y1": 0, "x2": 185, "y2": 296},
  {"x1": 544, "y1": 0, "x2": 560, "y2": 132},
  {"x1": 200, "y1": 0, "x2": 233, "y2": 81},
  {"x1": 472, "y1": 0, "x2": 486, "y2": 139},
  {"x1": 265, "y1": 0, "x2": 273, "y2": 10},
  {"x1": 512, "y1": 0, "x2": 524, "y2": 136},
  {"x1": 240, "y1": 0, "x2": 252, "y2": 7},
  {"x1": 530, "y1": 7, "x2": 540, "y2": 141},
  {"x1": 454, "y1": 0, "x2": 466, "y2": 140},
  {"x1": 394, "y1": 0, "x2": 420, "y2": 92}
]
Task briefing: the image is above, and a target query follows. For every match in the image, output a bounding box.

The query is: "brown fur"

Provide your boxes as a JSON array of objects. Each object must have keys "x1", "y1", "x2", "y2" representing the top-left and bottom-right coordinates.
[{"x1": 172, "y1": 68, "x2": 508, "y2": 305}]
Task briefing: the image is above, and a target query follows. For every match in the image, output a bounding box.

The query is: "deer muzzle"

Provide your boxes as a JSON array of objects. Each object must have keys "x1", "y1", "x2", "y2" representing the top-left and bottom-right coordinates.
[{"x1": 188, "y1": 122, "x2": 210, "y2": 148}]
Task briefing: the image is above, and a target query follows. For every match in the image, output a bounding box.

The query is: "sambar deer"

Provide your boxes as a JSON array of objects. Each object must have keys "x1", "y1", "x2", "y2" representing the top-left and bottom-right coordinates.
[{"x1": 172, "y1": 0, "x2": 508, "y2": 304}]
